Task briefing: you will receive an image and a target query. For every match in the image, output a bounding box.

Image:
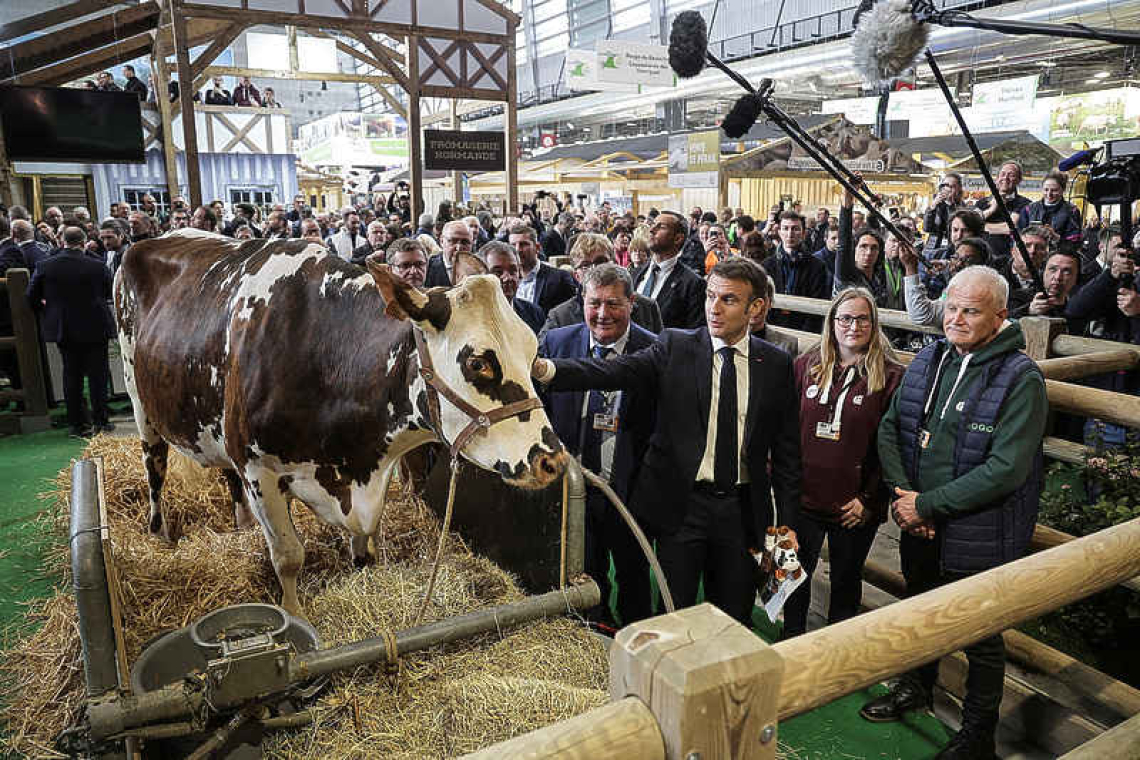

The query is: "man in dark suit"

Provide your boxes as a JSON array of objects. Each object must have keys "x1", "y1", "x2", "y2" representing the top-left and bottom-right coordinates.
[
  {"x1": 425, "y1": 219, "x2": 473, "y2": 287},
  {"x1": 7, "y1": 219, "x2": 53, "y2": 274},
  {"x1": 540, "y1": 212, "x2": 572, "y2": 260},
  {"x1": 511, "y1": 224, "x2": 577, "y2": 314},
  {"x1": 632, "y1": 211, "x2": 706, "y2": 329},
  {"x1": 539, "y1": 242, "x2": 662, "y2": 339},
  {"x1": 534, "y1": 257, "x2": 802, "y2": 624},
  {"x1": 474, "y1": 241, "x2": 546, "y2": 333},
  {"x1": 539, "y1": 263, "x2": 656, "y2": 628},
  {"x1": 762, "y1": 210, "x2": 829, "y2": 332},
  {"x1": 27, "y1": 226, "x2": 117, "y2": 437}
]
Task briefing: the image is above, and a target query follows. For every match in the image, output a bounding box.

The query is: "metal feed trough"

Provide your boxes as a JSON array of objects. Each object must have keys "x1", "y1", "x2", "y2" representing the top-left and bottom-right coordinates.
[{"x1": 61, "y1": 458, "x2": 595, "y2": 759}]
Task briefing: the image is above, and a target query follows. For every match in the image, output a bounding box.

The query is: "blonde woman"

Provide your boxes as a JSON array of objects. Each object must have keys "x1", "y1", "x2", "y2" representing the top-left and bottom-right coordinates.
[{"x1": 781, "y1": 287, "x2": 904, "y2": 639}]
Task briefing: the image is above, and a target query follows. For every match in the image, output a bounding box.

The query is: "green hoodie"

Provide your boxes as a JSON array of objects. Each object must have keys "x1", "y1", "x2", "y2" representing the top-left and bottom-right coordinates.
[{"x1": 878, "y1": 321, "x2": 1048, "y2": 521}]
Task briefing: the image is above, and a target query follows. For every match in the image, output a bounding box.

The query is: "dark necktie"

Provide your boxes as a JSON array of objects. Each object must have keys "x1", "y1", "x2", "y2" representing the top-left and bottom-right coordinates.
[
  {"x1": 714, "y1": 346, "x2": 738, "y2": 490},
  {"x1": 581, "y1": 345, "x2": 613, "y2": 473},
  {"x1": 641, "y1": 264, "x2": 660, "y2": 298}
]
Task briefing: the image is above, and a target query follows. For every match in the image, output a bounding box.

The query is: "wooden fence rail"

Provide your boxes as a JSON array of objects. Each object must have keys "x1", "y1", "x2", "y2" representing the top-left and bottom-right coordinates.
[
  {"x1": 465, "y1": 518, "x2": 1140, "y2": 759},
  {"x1": 0, "y1": 268, "x2": 49, "y2": 434}
]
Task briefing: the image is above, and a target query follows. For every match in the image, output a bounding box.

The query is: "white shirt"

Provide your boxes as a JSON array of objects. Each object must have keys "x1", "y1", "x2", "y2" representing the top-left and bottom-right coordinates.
[
  {"x1": 695, "y1": 332, "x2": 751, "y2": 485},
  {"x1": 637, "y1": 254, "x2": 679, "y2": 301},
  {"x1": 329, "y1": 230, "x2": 366, "y2": 260},
  {"x1": 580, "y1": 328, "x2": 631, "y2": 482},
  {"x1": 517, "y1": 259, "x2": 542, "y2": 303}
]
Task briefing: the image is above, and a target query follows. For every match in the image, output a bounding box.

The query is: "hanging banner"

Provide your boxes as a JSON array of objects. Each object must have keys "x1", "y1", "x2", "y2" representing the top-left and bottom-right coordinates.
[
  {"x1": 424, "y1": 129, "x2": 505, "y2": 172},
  {"x1": 820, "y1": 96, "x2": 881, "y2": 126},
  {"x1": 886, "y1": 87, "x2": 955, "y2": 121},
  {"x1": 566, "y1": 48, "x2": 641, "y2": 93},
  {"x1": 594, "y1": 40, "x2": 676, "y2": 88},
  {"x1": 668, "y1": 130, "x2": 720, "y2": 188}
]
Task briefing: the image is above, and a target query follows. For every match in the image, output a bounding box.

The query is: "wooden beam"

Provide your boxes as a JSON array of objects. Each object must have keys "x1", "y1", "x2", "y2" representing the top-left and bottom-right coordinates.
[
  {"x1": 314, "y1": 28, "x2": 404, "y2": 66},
  {"x1": 349, "y1": 30, "x2": 409, "y2": 91},
  {"x1": 171, "y1": 0, "x2": 202, "y2": 209},
  {"x1": 214, "y1": 112, "x2": 263, "y2": 154},
  {"x1": 420, "y1": 84, "x2": 505, "y2": 101},
  {"x1": 3, "y1": 30, "x2": 154, "y2": 87},
  {"x1": 202, "y1": 65, "x2": 395, "y2": 86},
  {"x1": 369, "y1": 84, "x2": 406, "y2": 119},
  {"x1": 1037, "y1": 350, "x2": 1140, "y2": 382},
  {"x1": 0, "y1": 117, "x2": 12, "y2": 208},
  {"x1": 450, "y1": 99, "x2": 462, "y2": 205},
  {"x1": 0, "y1": 0, "x2": 123, "y2": 45},
  {"x1": 0, "y1": 3, "x2": 159, "y2": 80},
  {"x1": 504, "y1": 41, "x2": 518, "y2": 214},
  {"x1": 287, "y1": 26, "x2": 299, "y2": 72},
  {"x1": 149, "y1": 53, "x2": 181, "y2": 200},
  {"x1": 772, "y1": 518, "x2": 1140, "y2": 720},
  {"x1": 1059, "y1": 712, "x2": 1140, "y2": 759},
  {"x1": 189, "y1": 21, "x2": 247, "y2": 79},
  {"x1": 179, "y1": 2, "x2": 512, "y2": 45},
  {"x1": 408, "y1": 33, "x2": 423, "y2": 220}
]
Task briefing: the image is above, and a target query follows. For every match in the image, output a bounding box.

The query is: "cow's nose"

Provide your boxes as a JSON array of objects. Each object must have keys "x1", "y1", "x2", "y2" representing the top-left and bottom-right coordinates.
[{"x1": 531, "y1": 448, "x2": 568, "y2": 487}]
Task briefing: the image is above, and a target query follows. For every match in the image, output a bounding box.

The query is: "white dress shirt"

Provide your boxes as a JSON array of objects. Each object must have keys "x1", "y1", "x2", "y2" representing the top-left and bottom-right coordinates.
[
  {"x1": 579, "y1": 328, "x2": 631, "y2": 482},
  {"x1": 695, "y1": 332, "x2": 751, "y2": 485},
  {"x1": 517, "y1": 259, "x2": 543, "y2": 303},
  {"x1": 637, "y1": 254, "x2": 679, "y2": 301}
]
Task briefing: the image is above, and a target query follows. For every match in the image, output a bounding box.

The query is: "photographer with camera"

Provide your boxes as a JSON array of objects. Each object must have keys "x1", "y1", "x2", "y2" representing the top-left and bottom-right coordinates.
[
  {"x1": 386, "y1": 182, "x2": 412, "y2": 224},
  {"x1": 922, "y1": 172, "x2": 967, "y2": 255}
]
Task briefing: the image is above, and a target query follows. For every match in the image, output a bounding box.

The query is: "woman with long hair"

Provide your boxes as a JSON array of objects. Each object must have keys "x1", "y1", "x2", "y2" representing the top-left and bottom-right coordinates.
[{"x1": 781, "y1": 287, "x2": 904, "y2": 639}]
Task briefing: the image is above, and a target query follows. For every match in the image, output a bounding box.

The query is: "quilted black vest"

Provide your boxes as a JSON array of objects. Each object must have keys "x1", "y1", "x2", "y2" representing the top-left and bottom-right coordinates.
[{"x1": 896, "y1": 340, "x2": 1043, "y2": 574}]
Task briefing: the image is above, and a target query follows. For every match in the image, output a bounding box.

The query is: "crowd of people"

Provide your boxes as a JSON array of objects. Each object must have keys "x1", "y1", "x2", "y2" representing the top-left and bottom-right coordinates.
[
  {"x1": 0, "y1": 159, "x2": 1129, "y2": 758},
  {"x1": 84, "y1": 69, "x2": 284, "y2": 109}
]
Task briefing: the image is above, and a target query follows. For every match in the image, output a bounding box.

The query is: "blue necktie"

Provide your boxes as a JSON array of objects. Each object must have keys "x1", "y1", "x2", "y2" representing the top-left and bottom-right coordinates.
[
  {"x1": 714, "y1": 346, "x2": 738, "y2": 490},
  {"x1": 581, "y1": 345, "x2": 613, "y2": 472},
  {"x1": 640, "y1": 264, "x2": 660, "y2": 298}
]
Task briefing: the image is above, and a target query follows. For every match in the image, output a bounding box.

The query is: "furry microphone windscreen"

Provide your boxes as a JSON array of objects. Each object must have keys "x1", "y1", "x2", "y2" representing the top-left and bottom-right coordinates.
[
  {"x1": 669, "y1": 10, "x2": 709, "y2": 78},
  {"x1": 721, "y1": 94, "x2": 763, "y2": 139},
  {"x1": 850, "y1": 0, "x2": 929, "y2": 86}
]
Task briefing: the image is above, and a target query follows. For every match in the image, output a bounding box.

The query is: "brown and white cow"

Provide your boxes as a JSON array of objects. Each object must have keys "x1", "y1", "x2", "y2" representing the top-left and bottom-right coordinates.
[{"x1": 114, "y1": 228, "x2": 566, "y2": 615}]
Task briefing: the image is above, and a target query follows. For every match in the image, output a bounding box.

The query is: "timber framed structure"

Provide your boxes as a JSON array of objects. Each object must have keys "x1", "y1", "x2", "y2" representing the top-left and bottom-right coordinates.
[{"x1": 0, "y1": 0, "x2": 521, "y2": 215}]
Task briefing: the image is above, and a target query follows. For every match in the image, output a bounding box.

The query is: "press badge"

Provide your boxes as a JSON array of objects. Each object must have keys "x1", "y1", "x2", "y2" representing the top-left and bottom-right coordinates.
[
  {"x1": 919, "y1": 429, "x2": 933, "y2": 449},
  {"x1": 815, "y1": 421, "x2": 841, "y2": 441}
]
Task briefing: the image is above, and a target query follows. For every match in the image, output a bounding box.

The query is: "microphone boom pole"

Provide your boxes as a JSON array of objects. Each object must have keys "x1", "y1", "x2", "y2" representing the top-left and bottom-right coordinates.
[
  {"x1": 912, "y1": 0, "x2": 1140, "y2": 47},
  {"x1": 923, "y1": 48, "x2": 1047, "y2": 296}
]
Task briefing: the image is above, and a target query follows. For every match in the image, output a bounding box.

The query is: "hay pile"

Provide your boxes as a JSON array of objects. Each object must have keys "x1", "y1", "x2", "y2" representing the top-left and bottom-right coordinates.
[{"x1": 1, "y1": 436, "x2": 608, "y2": 758}]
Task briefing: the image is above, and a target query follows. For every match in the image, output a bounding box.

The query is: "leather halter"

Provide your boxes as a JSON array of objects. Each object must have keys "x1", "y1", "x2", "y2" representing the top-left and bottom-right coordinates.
[{"x1": 413, "y1": 327, "x2": 544, "y2": 461}]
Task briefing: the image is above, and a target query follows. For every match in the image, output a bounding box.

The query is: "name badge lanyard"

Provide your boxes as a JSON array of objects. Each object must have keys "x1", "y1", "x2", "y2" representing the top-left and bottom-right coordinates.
[
  {"x1": 919, "y1": 351, "x2": 972, "y2": 448},
  {"x1": 816, "y1": 366, "x2": 856, "y2": 441}
]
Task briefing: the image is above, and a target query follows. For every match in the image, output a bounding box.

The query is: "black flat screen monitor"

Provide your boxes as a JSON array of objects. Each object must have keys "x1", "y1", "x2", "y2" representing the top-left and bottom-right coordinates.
[{"x1": 0, "y1": 86, "x2": 144, "y2": 163}]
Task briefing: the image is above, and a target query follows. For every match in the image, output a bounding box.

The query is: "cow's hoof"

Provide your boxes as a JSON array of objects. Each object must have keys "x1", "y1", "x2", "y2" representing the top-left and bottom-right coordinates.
[
  {"x1": 148, "y1": 512, "x2": 163, "y2": 535},
  {"x1": 352, "y1": 554, "x2": 369, "y2": 569}
]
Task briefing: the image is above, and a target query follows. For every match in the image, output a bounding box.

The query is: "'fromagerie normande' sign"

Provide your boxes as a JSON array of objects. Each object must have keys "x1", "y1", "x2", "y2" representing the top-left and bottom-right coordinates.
[{"x1": 424, "y1": 130, "x2": 505, "y2": 172}]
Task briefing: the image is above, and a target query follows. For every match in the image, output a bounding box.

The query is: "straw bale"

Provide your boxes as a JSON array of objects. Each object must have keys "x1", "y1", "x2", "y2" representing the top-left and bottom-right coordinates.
[{"x1": 2, "y1": 435, "x2": 611, "y2": 759}]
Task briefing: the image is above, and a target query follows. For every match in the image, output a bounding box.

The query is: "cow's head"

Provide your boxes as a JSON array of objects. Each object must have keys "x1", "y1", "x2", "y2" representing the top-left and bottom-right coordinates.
[{"x1": 367, "y1": 256, "x2": 566, "y2": 490}]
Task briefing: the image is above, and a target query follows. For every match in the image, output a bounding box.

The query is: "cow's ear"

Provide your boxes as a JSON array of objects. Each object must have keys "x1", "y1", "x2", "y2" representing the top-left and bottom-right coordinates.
[
  {"x1": 366, "y1": 254, "x2": 451, "y2": 330},
  {"x1": 452, "y1": 251, "x2": 487, "y2": 284}
]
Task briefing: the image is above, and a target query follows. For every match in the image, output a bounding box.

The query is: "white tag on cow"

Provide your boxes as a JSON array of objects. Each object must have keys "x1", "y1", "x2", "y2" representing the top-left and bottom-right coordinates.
[
  {"x1": 805, "y1": 384, "x2": 819, "y2": 399},
  {"x1": 853, "y1": 395, "x2": 864, "y2": 406}
]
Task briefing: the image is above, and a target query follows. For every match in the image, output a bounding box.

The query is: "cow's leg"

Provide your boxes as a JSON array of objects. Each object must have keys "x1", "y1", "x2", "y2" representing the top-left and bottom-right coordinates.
[
  {"x1": 140, "y1": 435, "x2": 174, "y2": 542},
  {"x1": 222, "y1": 469, "x2": 255, "y2": 530},
  {"x1": 244, "y1": 470, "x2": 306, "y2": 617}
]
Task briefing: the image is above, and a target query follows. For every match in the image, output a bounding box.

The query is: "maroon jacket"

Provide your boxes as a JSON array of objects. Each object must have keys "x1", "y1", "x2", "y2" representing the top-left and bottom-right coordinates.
[{"x1": 794, "y1": 350, "x2": 903, "y2": 523}]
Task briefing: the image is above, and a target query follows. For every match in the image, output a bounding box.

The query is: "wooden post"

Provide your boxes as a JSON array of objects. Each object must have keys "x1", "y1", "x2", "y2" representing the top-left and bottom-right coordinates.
[
  {"x1": 450, "y1": 99, "x2": 462, "y2": 205},
  {"x1": 407, "y1": 34, "x2": 423, "y2": 219},
  {"x1": 151, "y1": 51, "x2": 181, "y2": 204},
  {"x1": 0, "y1": 117, "x2": 13, "y2": 208},
  {"x1": 610, "y1": 603, "x2": 785, "y2": 760},
  {"x1": 170, "y1": 0, "x2": 202, "y2": 209},
  {"x1": 1021, "y1": 316, "x2": 1067, "y2": 361},
  {"x1": 505, "y1": 43, "x2": 518, "y2": 215},
  {"x1": 4, "y1": 269, "x2": 50, "y2": 433},
  {"x1": 772, "y1": 517, "x2": 1140, "y2": 720},
  {"x1": 1046, "y1": 380, "x2": 1140, "y2": 429},
  {"x1": 287, "y1": 26, "x2": 299, "y2": 72}
]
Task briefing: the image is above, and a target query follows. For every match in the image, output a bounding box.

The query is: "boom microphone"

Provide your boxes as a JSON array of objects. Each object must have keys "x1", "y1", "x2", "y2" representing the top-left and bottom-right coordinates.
[
  {"x1": 669, "y1": 10, "x2": 709, "y2": 78},
  {"x1": 850, "y1": 0, "x2": 930, "y2": 86},
  {"x1": 1058, "y1": 147, "x2": 1101, "y2": 173},
  {"x1": 722, "y1": 94, "x2": 764, "y2": 139}
]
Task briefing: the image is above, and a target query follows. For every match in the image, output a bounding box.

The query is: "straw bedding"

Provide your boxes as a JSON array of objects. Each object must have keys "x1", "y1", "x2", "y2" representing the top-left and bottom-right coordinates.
[{"x1": 1, "y1": 436, "x2": 608, "y2": 758}]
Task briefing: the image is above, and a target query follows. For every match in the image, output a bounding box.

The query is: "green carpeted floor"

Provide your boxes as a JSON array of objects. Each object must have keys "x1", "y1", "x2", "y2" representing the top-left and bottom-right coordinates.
[{"x1": 0, "y1": 430, "x2": 952, "y2": 758}]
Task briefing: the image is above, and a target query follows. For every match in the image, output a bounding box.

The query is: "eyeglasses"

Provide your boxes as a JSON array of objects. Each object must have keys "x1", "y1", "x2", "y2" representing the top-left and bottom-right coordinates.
[{"x1": 834, "y1": 314, "x2": 872, "y2": 327}]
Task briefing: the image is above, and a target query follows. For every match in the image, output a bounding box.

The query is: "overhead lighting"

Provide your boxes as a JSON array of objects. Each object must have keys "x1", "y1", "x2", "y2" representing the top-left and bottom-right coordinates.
[{"x1": 1095, "y1": 71, "x2": 1111, "y2": 79}]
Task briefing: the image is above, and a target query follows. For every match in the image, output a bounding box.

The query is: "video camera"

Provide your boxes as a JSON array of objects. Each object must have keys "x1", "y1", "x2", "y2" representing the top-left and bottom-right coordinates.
[{"x1": 1086, "y1": 139, "x2": 1140, "y2": 285}]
